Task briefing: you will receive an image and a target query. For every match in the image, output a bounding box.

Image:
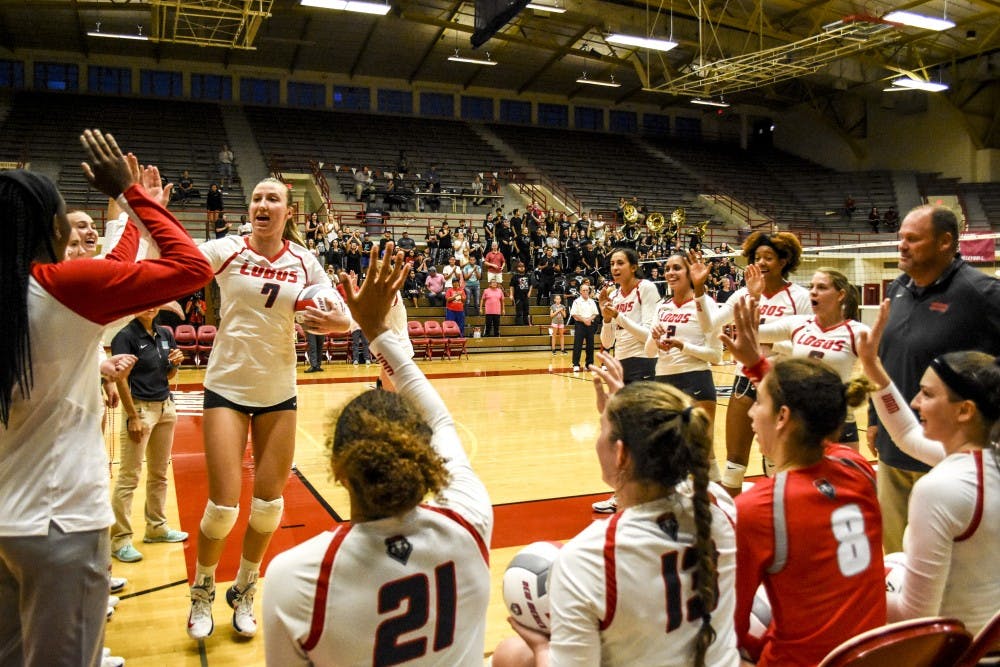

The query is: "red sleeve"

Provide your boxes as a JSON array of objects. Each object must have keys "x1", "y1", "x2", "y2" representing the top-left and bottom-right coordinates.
[
  {"x1": 734, "y1": 486, "x2": 775, "y2": 661},
  {"x1": 33, "y1": 184, "x2": 213, "y2": 325},
  {"x1": 105, "y1": 214, "x2": 139, "y2": 263}
]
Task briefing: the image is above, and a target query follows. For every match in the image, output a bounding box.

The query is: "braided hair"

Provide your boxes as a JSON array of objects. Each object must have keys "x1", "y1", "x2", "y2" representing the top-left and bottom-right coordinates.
[{"x1": 604, "y1": 381, "x2": 718, "y2": 667}]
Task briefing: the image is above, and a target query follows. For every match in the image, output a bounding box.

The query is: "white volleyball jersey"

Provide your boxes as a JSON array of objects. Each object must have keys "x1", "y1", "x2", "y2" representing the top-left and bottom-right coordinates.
[
  {"x1": 647, "y1": 296, "x2": 723, "y2": 375},
  {"x1": 263, "y1": 331, "x2": 492, "y2": 667},
  {"x1": 758, "y1": 316, "x2": 869, "y2": 382},
  {"x1": 697, "y1": 283, "x2": 812, "y2": 377},
  {"x1": 200, "y1": 236, "x2": 333, "y2": 406},
  {"x1": 548, "y1": 485, "x2": 741, "y2": 667},
  {"x1": 601, "y1": 279, "x2": 661, "y2": 359}
]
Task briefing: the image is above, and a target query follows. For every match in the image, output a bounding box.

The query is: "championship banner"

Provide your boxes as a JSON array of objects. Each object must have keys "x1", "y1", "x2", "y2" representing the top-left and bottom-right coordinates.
[{"x1": 959, "y1": 237, "x2": 995, "y2": 263}]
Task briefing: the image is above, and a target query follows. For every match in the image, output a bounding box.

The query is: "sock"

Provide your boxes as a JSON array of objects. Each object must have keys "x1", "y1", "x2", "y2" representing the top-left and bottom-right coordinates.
[
  {"x1": 235, "y1": 557, "x2": 260, "y2": 591},
  {"x1": 194, "y1": 562, "x2": 217, "y2": 590}
]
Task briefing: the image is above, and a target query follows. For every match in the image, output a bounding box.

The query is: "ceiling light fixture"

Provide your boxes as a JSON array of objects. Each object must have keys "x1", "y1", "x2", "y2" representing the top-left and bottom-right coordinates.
[
  {"x1": 891, "y1": 77, "x2": 948, "y2": 92},
  {"x1": 86, "y1": 22, "x2": 149, "y2": 41},
  {"x1": 526, "y1": 2, "x2": 566, "y2": 12},
  {"x1": 884, "y1": 10, "x2": 955, "y2": 31},
  {"x1": 447, "y1": 49, "x2": 498, "y2": 66},
  {"x1": 606, "y1": 33, "x2": 677, "y2": 52},
  {"x1": 691, "y1": 98, "x2": 729, "y2": 107},
  {"x1": 576, "y1": 73, "x2": 621, "y2": 88},
  {"x1": 301, "y1": 0, "x2": 391, "y2": 15}
]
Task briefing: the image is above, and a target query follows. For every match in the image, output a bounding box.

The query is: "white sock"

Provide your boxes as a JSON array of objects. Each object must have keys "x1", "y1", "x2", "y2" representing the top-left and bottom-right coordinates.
[
  {"x1": 235, "y1": 557, "x2": 260, "y2": 591},
  {"x1": 194, "y1": 563, "x2": 217, "y2": 590},
  {"x1": 721, "y1": 461, "x2": 747, "y2": 489}
]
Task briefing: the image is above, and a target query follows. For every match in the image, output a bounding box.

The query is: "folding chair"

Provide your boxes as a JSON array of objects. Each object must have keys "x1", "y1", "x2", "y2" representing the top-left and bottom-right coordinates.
[
  {"x1": 173, "y1": 324, "x2": 199, "y2": 366},
  {"x1": 196, "y1": 325, "x2": 217, "y2": 365},
  {"x1": 325, "y1": 330, "x2": 352, "y2": 363},
  {"x1": 407, "y1": 320, "x2": 429, "y2": 360},
  {"x1": 424, "y1": 320, "x2": 450, "y2": 360},
  {"x1": 819, "y1": 617, "x2": 972, "y2": 667},
  {"x1": 957, "y1": 609, "x2": 1000, "y2": 667},
  {"x1": 293, "y1": 324, "x2": 310, "y2": 366},
  {"x1": 442, "y1": 319, "x2": 468, "y2": 359}
]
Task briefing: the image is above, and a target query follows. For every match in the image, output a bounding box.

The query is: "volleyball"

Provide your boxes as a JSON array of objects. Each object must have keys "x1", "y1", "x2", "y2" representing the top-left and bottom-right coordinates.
[
  {"x1": 502, "y1": 541, "x2": 561, "y2": 634},
  {"x1": 294, "y1": 285, "x2": 345, "y2": 324},
  {"x1": 884, "y1": 551, "x2": 907, "y2": 595}
]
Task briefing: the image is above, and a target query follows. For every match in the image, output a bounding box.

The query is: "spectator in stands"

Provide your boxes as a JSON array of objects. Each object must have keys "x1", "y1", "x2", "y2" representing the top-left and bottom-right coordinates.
[
  {"x1": 453, "y1": 230, "x2": 469, "y2": 265},
  {"x1": 402, "y1": 268, "x2": 421, "y2": 308},
  {"x1": 445, "y1": 277, "x2": 467, "y2": 335},
  {"x1": 413, "y1": 251, "x2": 430, "y2": 286},
  {"x1": 469, "y1": 232, "x2": 484, "y2": 264},
  {"x1": 425, "y1": 266, "x2": 446, "y2": 307},
  {"x1": 206, "y1": 183, "x2": 224, "y2": 230},
  {"x1": 471, "y1": 173, "x2": 484, "y2": 206},
  {"x1": 214, "y1": 212, "x2": 230, "y2": 240},
  {"x1": 648, "y1": 265, "x2": 667, "y2": 298},
  {"x1": 486, "y1": 174, "x2": 499, "y2": 195},
  {"x1": 484, "y1": 241, "x2": 505, "y2": 284},
  {"x1": 326, "y1": 239, "x2": 344, "y2": 271},
  {"x1": 217, "y1": 144, "x2": 234, "y2": 190},
  {"x1": 395, "y1": 151, "x2": 408, "y2": 177},
  {"x1": 883, "y1": 205, "x2": 900, "y2": 232},
  {"x1": 437, "y1": 222, "x2": 453, "y2": 265},
  {"x1": 396, "y1": 229, "x2": 415, "y2": 251},
  {"x1": 509, "y1": 261, "x2": 533, "y2": 326},
  {"x1": 844, "y1": 194, "x2": 857, "y2": 218},
  {"x1": 425, "y1": 164, "x2": 441, "y2": 212},
  {"x1": 184, "y1": 291, "x2": 207, "y2": 327},
  {"x1": 343, "y1": 237, "x2": 363, "y2": 276},
  {"x1": 174, "y1": 169, "x2": 199, "y2": 203},
  {"x1": 377, "y1": 230, "x2": 394, "y2": 256},
  {"x1": 238, "y1": 215, "x2": 251, "y2": 236},
  {"x1": 536, "y1": 247, "x2": 556, "y2": 305},
  {"x1": 463, "y1": 257, "x2": 482, "y2": 316},
  {"x1": 441, "y1": 255, "x2": 460, "y2": 291},
  {"x1": 498, "y1": 217, "x2": 516, "y2": 269},
  {"x1": 305, "y1": 212, "x2": 321, "y2": 244},
  {"x1": 353, "y1": 166, "x2": 373, "y2": 202},
  {"x1": 480, "y1": 278, "x2": 505, "y2": 337},
  {"x1": 869, "y1": 206, "x2": 881, "y2": 233},
  {"x1": 871, "y1": 205, "x2": 1000, "y2": 553},
  {"x1": 483, "y1": 211, "x2": 497, "y2": 245}
]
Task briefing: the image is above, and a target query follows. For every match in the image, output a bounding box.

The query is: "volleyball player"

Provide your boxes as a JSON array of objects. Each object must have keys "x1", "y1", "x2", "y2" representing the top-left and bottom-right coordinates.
[
  {"x1": 755, "y1": 268, "x2": 872, "y2": 448},
  {"x1": 593, "y1": 247, "x2": 661, "y2": 513},
  {"x1": 263, "y1": 244, "x2": 493, "y2": 666},
  {"x1": 492, "y1": 352, "x2": 739, "y2": 667},
  {"x1": 186, "y1": 178, "x2": 351, "y2": 640},
  {"x1": 689, "y1": 232, "x2": 811, "y2": 495},
  {"x1": 722, "y1": 296, "x2": 885, "y2": 666},
  {"x1": 644, "y1": 252, "x2": 723, "y2": 482},
  {"x1": 858, "y1": 300, "x2": 999, "y2": 634}
]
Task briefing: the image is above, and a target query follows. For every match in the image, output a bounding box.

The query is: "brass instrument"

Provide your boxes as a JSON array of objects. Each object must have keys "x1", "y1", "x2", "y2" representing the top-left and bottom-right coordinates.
[
  {"x1": 622, "y1": 203, "x2": 639, "y2": 223},
  {"x1": 646, "y1": 211, "x2": 665, "y2": 232},
  {"x1": 670, "y1": 208, "x2": 686, "y2": 228}
]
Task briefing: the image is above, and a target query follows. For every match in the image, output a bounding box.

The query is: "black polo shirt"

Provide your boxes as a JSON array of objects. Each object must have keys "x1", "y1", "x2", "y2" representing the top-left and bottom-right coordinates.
[{"x1": 111, "y1": 319, "x2": 177, "y2": 402}]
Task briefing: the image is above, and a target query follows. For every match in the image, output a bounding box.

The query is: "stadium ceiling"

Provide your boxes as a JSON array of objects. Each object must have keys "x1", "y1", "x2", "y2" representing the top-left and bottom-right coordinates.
[{"x1": 1, "y1": 0, "x2": 999, "y2": 117}]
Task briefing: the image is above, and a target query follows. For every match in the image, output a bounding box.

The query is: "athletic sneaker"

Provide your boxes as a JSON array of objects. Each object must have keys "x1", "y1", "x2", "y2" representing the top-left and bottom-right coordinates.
[
  {"x1": 112, "y1": 544, "x2": 143, "y2": 563},
  {"x1": 143, "y1": 528, "x2": 189, "y2": 543},
  {"x1": 226, "y1": 583, "x2": 257, "y2": 637},
  {"x1": 101, "y1": 648, "x2": 125, "y2": 667},
  {"x1": 592, "y1": 494, "x2": 618, "y2": 514},
  {"x1": 572, "y1": 365, "x2": 580, "y2": 372},
  {"x1": 187, "y1": 584, "x2": 215, "y2": 640},
  {"x1": 108, "y1": 595, "x2": 120, "y2": 609},
  {"x1": 109, "y1": 576, "x2": 127, "y2": 593}
]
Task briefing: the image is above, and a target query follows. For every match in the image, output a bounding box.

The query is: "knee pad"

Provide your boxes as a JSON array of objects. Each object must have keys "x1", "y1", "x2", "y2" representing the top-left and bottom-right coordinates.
[
  {"x1": 248, "y1": 496, "x2": 284, "y2": 535},
  {"x1": 200, "y1": 500, "x2": 239, "y2": 541}
]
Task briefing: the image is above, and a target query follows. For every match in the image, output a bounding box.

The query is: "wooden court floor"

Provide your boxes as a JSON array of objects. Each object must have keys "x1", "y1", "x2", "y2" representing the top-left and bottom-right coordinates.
[{"x1": 102, "y1": 351, "x2": 870, "y2": 666}]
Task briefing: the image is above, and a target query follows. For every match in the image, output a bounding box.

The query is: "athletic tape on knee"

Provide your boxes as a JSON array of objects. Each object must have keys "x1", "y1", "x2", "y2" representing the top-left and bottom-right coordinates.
[
  {"x1": 721, "y1": 462, "x2": 747, "y2": 489},
  {"x1": 248, "y1": 496, "x2": 284, "y2": 534},
  {"x1": 200, "y1": 500, "x2": 239, "y2": 540}
]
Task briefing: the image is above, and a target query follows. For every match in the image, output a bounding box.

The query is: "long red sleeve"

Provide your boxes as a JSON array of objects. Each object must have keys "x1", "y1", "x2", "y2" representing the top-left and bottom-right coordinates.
[{"x1": 33, "y1": 184, "x2": 213, "y2": 325}]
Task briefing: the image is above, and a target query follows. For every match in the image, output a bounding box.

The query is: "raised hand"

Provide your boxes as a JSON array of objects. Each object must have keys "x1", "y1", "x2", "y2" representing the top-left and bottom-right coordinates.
[
  {"x1": 719, "y1": 294, "x2": 761, "y2": 368},
  {"x1": 80, "y1": 130, "x2": 135, "y2": 198},
  {"x1": 856, "y1": 298, "x2": 891, "y2": 390},
  {"x1": 590, "y1": 351, "x2": 624, "y2": 414},
  {"x1": 744, "y1": 263, "x2": 764, "y2": 299},
  {"x1": 141, "y1": 164, "x2": 173, "y2": 208},
  {"x1": 687, "y1": 249, "x2": 710, "y2": 295},
  {"x1": 339, "y1": 242, "x2": 407, "y2": 340}
]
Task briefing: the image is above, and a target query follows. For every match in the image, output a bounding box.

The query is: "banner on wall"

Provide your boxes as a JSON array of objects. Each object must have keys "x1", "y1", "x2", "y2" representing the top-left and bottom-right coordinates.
[{"x1": 959, "y1": 237, "x2": 996, "y2": 263}]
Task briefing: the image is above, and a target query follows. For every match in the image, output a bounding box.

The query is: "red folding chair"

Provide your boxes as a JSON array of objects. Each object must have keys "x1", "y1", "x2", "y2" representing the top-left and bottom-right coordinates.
[
  {"x1": 293, "y1": 324, "x2": 310, "y2": 366},
  {"x1": 819, "y1": 617, "x2": 972, "y2": 667},
  {"x1": 442, "y1": 319, "x2": 468, "y2": 359},
  {"x1": 196, "y1": 325, "x2": 217, "y2": 365},
  {"x1": 173, "y1": 324, "x2": 199, "y2": 366},
  {"x1": 407, "y1": 320, "x2": 429, "y2": 360},
  {"x1": 424, "y1": 320, "x2": 449, "y2": 360},
  {"x1": 325, "y1": 330, "x2": 352, "y2": 363},
  {"x1": 957, "y1": 609, "x2": 1000, "y2": 667}
]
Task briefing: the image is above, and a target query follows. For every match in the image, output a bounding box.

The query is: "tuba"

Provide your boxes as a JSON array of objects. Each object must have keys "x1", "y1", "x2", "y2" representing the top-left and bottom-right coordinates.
[
  {"x1": 622, "y1": 204, "x2": 639, "y2": 223},
  {"x1": 646, "y1": 211, "x2": 666, "y2": 233}
]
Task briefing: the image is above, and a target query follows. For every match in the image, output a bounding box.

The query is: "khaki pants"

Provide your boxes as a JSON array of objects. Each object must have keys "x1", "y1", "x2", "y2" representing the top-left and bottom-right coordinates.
[
  {"x1": 111, "y1": 398, "x2": 177, "y2": 550},
  {"x1": 877, "y1": 462, "x2": 926, "y2": 554}
]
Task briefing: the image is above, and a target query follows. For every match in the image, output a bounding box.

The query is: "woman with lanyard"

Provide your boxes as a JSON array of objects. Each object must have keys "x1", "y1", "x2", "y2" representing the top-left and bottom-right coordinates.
[
  {"x1": 689, "y1": 232, "x2": 811, "y2": 496},
  {"x1": 593, "y1": 247, "x2": 660, "y2": 513},
  {"x1": 186, "y1": 178, "x2": 351, "y2": 641},
  {"x1": 858, "y1": 301, "x2": 999, "y2": 634},
  {"x1": 644, "y1": 252, "x2": 724, "y2": 482}
]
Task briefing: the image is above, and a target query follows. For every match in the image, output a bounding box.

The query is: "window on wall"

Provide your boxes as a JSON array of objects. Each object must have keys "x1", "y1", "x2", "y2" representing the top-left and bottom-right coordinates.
[
  {"x1": 461, "y1": 96, "x2": 493, "y2": 121},
  {"x1": 241, "y1": 77, "x2": 280, "y2": 105},
  {"x1": 538, "y1": 103, "x2": 569, "y2": 128},
  {"x1": 191, "y1": 74, "x2": 232, "y2": 101},
  {"x1": 288, "y1": 81, "x2": 325, "y2": 108},
  {"x1": 499, "y1": 99, "x2": 530, "y2": 124},
  {"x1": 88, "y1": 66, "x2": 131, "y2": 95},
  {"x1": 0, "y1": 60, "x2": 25, "y2": 89},
  {"x1": 674, "y1": 116, "x2": 701, "y2": 139},
  {"x1": 609, "y1": 110, "x2": 637, "y2": 134},
  {"x1": 575, "y1": 106, "x2": 603, "y2": 131},
  {"x1": 420, "y1": 92, "x2": 454, "y2": 118},
  {"x1": 642, "y1": 112, "x2": 670, "y2": 137},
  {"x1": 140, "y1": 69, "x2": 182, "y2": 97},
  {"x1": 333, "y1": 86, "x2": 369, "y2": 111},
  {"x1": 34, "y1": 62, "x2": 78, "y2": 92},
  {"x1": 377, "y1": 89, "x2": 413, "y2": 114}
]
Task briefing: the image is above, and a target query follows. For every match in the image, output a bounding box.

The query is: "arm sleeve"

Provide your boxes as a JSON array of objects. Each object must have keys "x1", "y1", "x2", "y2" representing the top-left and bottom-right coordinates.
[
  {"x1": 887, "y1": 475, "x2": 958, "y2": 622},
  {"x1": 33, "y1": 185, "x2": 213, "y2": 326},
  {"x1": 871, "y1": 384, "x2": 946, "y2": 466},
  {"x1": 599, "y1": 321, "x2": 616, "y2": 349},
  {"x1": 613, "y1": 309, "x2": 649, "y2": 342},
  {"x1": 681, "y1": 335, "x2": 724, "y2": 365},
  {"x1": 639, "y1": 281, "x2": 660, "y2": 328},
  {"x1": 262, "y1": 559, "x2": 314, "y2": 667},
  {"x1": 368, "y1": 330, "x2": 492, "y2": 544},
  {"x1": 734, "y1": 491, "x2": 774, "y2": 661},
  {"x1": 696, "y1": 292, "x2": 735, "y2": 333},
  {"x1": 757, "y1": 318, "x2": 795, "y2": 344},
  {"x1": 548, "y1": 545, "x2": 603, "y2": 666},
  {"x1": 643, "y1": 332, "x2": 659, "y2": 358}
]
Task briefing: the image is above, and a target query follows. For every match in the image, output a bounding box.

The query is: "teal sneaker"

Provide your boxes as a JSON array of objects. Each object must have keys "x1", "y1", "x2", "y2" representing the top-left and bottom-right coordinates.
[
  {"x1": 144, "y1": 528, "x2": 189, "y2": 543},
  {"x1": 112, "y1": 544, "x2": 143, "y2": 563}
]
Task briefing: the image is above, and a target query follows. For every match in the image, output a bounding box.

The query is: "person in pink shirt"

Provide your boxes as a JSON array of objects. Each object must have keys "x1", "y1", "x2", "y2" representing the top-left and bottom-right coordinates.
[
  {"x1": 480, "y1": 278, "x2": 505, "y2": 337},
  {"x1": 424, "y1": 266, "x2": 446, "y2": 307}
]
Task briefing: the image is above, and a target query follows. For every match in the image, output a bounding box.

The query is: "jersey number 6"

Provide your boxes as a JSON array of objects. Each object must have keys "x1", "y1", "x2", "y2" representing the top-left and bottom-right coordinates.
[{"x1": 374, "y1": 561, "x2": 457, "y2": 666}]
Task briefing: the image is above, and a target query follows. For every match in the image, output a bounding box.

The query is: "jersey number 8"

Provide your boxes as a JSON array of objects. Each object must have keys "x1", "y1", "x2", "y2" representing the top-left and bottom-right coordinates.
[{"x1": 830, "y1": 503, "x2": 871, "y2": 577}]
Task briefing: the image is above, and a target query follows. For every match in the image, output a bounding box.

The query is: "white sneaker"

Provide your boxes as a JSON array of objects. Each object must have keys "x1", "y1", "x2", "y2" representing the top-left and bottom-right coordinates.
[
  {"x1": 101, "y1": 648, "x2": 125, "y2": 667},
  {"x1": 187, "y1": 584, "x2": 215, "y2": 640},
  {"x1": 592, "y1": 494, "x2": 618, "y2": 514},
  {"x1": 109, "y1": 576, "x2": 127, "y2": 593},
  {"x1": 572, "y1": 365, "x2": 580, "y2": 372},
  {"x1": 108, "y1": 595, "x2": 120, "y2": 608},
  {"x1": 226, "y1": 583, "x2": 257, "y2": 637}
]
